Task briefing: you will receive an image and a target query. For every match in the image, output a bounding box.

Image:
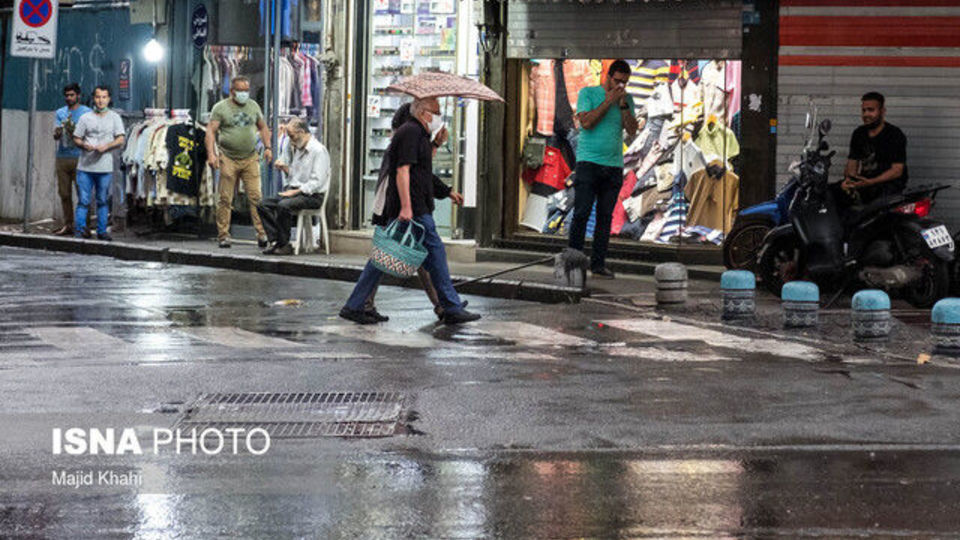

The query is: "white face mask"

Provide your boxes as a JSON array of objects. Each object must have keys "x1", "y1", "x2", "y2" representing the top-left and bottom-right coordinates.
[
  {"x1": 427, "y1": 113, "x2": 444, "y2": 136},
  {"x1": 234, "y1": 91, "x2": 250, "y2": 105}
]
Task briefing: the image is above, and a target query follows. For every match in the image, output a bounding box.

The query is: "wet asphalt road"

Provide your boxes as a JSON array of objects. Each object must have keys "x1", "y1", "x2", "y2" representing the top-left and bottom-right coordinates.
[{"x1": 2, "y1": 246, "x2": 960, "y2": 538}]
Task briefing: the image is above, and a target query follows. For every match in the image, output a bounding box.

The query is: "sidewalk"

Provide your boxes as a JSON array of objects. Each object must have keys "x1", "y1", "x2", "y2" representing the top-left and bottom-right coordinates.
[{"x1": 0, "y1": 223, "x2": 720, "y2": 304}]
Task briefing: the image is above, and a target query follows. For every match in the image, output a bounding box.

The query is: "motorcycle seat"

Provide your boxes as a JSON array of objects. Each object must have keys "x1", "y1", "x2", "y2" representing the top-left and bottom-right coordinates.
[{"x1": 844, "y1": 195, "x2": 901, "y2": 226}]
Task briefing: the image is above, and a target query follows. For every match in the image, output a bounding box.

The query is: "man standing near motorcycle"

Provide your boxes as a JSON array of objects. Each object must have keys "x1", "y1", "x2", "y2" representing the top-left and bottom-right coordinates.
[{"x1": 842, "y1": 92, "x2": 908, "y2": 204}]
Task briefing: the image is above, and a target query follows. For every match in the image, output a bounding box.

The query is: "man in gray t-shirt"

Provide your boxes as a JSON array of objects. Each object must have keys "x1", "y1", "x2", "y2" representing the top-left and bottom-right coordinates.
[{"x1": 72, "y1": 86, "x2": 125, "y2": 240}]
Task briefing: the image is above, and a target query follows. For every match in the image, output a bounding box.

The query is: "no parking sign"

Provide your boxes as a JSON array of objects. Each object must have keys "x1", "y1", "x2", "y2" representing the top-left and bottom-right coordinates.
[{"x1": 11, "y1": 0, "x2": 58, "y2": 59}]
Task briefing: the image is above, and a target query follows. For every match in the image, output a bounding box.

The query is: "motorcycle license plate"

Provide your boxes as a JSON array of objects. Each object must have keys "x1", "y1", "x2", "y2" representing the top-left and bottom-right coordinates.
[{"x1": 921, "y1": 225, "x2": 954, "y2": 250}]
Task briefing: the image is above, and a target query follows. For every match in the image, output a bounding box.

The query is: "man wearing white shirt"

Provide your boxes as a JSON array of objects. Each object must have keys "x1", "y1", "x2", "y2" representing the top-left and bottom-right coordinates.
[{"x1": 260, "y1": 118, "x2": 329, "y2": 255}]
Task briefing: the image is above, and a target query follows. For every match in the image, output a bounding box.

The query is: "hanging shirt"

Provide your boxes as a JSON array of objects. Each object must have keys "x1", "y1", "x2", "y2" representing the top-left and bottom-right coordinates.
[
  {"x1": 164, "y1": 124, "x2": 208, "y2": 197},
  {"x1": 684, "y1": 164, "x2": 740, "y2": 234},
  {"x1": 56, "y1": 105, "x2": 93, "y2": 159},
  {"x1": 695, "y1": 121, "x2": 740, "y2": 163},
  {"x1": 701, "y1": 60, "x2": 730, "y2": 126},
  {"x1": 531, "y1": 60, "x2": 597, "y2": 136},
  {"x1": 626, "y1": 60, "x2": 670, "y2": 103}
]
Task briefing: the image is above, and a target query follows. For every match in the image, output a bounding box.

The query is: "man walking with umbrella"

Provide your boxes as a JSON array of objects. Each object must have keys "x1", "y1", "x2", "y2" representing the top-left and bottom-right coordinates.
[{"x1": 340, "y1": 97, "x2": 480, "y2": 325}]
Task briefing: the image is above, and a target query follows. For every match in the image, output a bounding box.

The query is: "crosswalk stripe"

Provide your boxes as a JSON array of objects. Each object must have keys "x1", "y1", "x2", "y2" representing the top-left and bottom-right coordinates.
[
  {"x1": 176, "y1": 327, "x2": 304, "y2": 349},
  {"x1": 465, "y1": 321, "x2": 595, "y2": 348},
  {"x1": 316, "y1": 325, "x2": 448, "y2": 349},
  {"x1": 598, "y1": 319, "x2": 823, "y2": 361},
  {"x1": 28, "y1": 326, "x2": 130, "y2": 350}
]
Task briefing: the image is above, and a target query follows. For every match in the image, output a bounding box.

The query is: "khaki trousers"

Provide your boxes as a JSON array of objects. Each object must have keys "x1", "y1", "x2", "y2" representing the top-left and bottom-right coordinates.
[
  {"x1": 216, "y1": 154, "x2": 266, "y2": 240},
  {"x1": 55, "y1": 158, "x2": 78, "y2": 227}
]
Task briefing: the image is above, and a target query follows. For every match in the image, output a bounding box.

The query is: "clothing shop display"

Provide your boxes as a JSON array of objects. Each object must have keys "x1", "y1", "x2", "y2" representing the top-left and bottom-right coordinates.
[
  {"x1": 517, "y1": 58, "x2": 744, "y2": 250},
  {"x1": 121, "y1": 110, "x2": 216, "y2": 211}
]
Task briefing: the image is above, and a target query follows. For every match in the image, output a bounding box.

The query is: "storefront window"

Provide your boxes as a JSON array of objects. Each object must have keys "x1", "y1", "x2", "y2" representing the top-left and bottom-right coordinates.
[
  {"x1": 359, "y1": 0, "x2": 462, "y2": 235},
  {"x1": 518, "y1": 59, "x2": 742, "y2": 250}
]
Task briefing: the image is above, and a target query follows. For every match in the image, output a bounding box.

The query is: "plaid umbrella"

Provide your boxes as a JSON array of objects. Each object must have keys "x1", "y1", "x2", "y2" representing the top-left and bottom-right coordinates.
[{"x1": 386, "y1": 71, "x2": 504, "y2": 102}]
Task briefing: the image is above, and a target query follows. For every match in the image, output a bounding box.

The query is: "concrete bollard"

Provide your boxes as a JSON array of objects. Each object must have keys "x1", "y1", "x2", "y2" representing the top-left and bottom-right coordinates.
[
  {"x1": 931, "y1": 298, "x2": 960, "y2": 353},
  {"x1": 851, "y1": 289, "x2": 892, "y2": 340},
  {"x1": 554, "y1": 248, "x2": 588, "y2": 288},
  {"x1": 782, "y1": 281, "x2": 820, "y2": 328},
  {"x1": 655, "y1": 263, "x2": 688, "y2": 306},
  {"x1": 721, "y1": 270, "x2": 756, "y2": 320}
]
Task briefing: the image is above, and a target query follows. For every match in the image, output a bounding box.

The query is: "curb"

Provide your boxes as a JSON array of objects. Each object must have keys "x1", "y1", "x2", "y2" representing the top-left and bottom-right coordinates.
[{"x1": 0, "y1": 233, "x2": 586, "y2": 304}]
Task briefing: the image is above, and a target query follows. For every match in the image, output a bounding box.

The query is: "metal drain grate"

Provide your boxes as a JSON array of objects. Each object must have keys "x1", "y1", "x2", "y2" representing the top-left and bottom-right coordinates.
[{"x1": 175, "y1": 392, "x2": 407, "y2": 438}]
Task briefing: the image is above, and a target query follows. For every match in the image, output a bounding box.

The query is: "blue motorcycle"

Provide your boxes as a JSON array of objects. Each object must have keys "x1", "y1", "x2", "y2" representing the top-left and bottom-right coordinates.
[{"x1": 722, "y1": 167, "x2": 800, "y2": 272}]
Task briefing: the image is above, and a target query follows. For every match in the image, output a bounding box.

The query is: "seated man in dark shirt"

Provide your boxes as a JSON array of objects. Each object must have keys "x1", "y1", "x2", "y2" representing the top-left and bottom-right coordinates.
[
  {"x1": 340, "y1": 97, "x2": 480, "y2": 325},
  {"x1": 841, "y1": 91, "x2": 908, "y2": 205}
]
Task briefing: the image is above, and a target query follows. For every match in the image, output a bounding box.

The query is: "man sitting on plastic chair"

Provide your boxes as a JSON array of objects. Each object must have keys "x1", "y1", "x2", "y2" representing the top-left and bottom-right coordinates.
[{"x1": 259, "y1": 118, "x2": 330, "y2": 255}]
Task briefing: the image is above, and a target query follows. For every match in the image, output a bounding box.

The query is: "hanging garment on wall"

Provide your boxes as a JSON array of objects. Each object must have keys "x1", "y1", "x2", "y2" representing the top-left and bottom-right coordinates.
[
  {"x1": 655, "y1": 190, "x2": 690, "y2": 244},
  {"x1": 684, "y1": 164, "x2": 740, "y2": 234},
  {"x1": 523, "y1": 146, "x2": 572, "y2": 192},
  {"x1": 694, "y1": 121, "x2": 740, "y2": 163},
  {"x1": 164, "y1": 124, "x2": 208, "y2": 197},
  {"x1": 668, "y1": 60, "x2": 700, "y2": 84},
  {"x1": 530, "y1": 60, "x2": 597, "y2": 136},
  {"x1": 611, "y1": 170, "x2": 639, "y2": 235},
  {"x1": 669, "y1": 78, "x2": 704, "y2": 125},
  {"x1": 645, "y1": 83, "x2": 675, "y2": 119},
  {"x1": 701, "y1": 60, "x2": 735, "y2": 126},
  {"x1": 725, "y1": 61, "x2": 741, "y2": 125},
  {"x1": 626, "y1": 59, "x2": 670, "y2": 103}
]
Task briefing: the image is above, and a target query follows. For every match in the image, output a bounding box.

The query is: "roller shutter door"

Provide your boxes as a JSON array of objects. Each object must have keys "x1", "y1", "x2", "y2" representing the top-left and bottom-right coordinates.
[
  {"x1": 777, "y1": 1, "x2": 960, "y2": 230},
  {"x1": 505, "y1": 0, "x2": 742, "y2": 59}
]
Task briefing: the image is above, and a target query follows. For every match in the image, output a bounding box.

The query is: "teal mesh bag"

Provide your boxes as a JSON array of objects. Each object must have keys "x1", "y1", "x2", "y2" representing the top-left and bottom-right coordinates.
[{"x1": 370, "y1": 220, "x2": 428, "y2": 278}]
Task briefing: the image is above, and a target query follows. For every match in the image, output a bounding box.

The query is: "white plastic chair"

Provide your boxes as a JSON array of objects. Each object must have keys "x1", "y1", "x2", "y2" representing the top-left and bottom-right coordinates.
[{"x1": 293, "y1": 194, "x2": 329, "y2": 255}]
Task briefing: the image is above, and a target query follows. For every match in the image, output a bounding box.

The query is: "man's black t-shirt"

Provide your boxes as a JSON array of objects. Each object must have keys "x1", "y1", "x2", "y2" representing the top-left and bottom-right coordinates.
[
  {"x1": 382, "y1": 119, "x2": 436, "y2": 219},
  {"x1": 848, "y1": 122, "x2": 908, "y2": 202}
]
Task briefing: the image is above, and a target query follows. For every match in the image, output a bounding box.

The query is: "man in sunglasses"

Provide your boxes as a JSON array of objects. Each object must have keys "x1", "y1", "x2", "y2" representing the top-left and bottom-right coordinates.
[{"x1": 568, "y1": 59, "x2": 639, "y2": 279}]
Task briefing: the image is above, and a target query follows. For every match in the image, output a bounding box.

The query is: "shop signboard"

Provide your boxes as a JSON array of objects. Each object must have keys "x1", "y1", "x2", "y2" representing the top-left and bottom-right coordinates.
[
  {"x1": 118, "y1": 58, "x2": 132, "y2": 101},
  {"x1": 192, "y1": 4, "x2": 209, "y2": 49}
]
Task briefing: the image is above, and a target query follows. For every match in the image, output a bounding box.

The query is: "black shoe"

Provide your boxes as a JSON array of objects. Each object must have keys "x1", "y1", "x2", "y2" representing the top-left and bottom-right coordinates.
[
  {"x1": 365, "y1": 309, "x2": 389, "y2": 322},
  {"x1": 219, "y1": 239, "x2": 231, "y2": 248},
  {"x1": 96, "y1": 233, "x2": 113, "y2": 242},
  {"x1": 258, "y1": 237, "x2": 269, "y2": 248},
  {"x1": 591, "y1": 267, "x2": 615, "y2": 279},
  {"x1": 82, "y1": 230, "x2": 93, "y2": 239},
  {"x1": 435, "y1": 300, "x2": 469, "y2": 321},
  {"x1": 273, "y1": 244, "x2": 294, "y2": 256},
  {"x1": 442, "y1": 309, "x2": 481, "y2": 325},
  {"x1": 339, "y1": 307, "x2": 379, "y2": 325}
]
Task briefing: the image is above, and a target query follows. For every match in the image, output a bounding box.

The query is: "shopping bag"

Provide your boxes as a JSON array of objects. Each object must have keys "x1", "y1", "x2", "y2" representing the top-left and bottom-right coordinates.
[{"x1": 370, "y1": 219, "x2": 428, "y2": 278}]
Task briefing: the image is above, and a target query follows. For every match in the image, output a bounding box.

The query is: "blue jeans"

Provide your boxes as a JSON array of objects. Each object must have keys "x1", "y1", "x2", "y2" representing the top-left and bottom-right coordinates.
[
  {"x1": 344, "y1": 214, "x2": 465, "y2": 315},
  {"x1": 75, "y1": 171, "x2": 111, "y2": 236}
]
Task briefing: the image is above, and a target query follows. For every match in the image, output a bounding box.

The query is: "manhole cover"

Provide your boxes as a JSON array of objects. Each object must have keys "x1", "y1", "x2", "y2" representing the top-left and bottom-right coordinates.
[{"x1": 175, "y1": 392, "x2": 407, "y2": 438}]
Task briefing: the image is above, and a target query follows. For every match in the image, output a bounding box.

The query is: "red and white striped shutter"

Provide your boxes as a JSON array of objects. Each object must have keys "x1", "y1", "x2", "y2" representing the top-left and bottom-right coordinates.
[{"x1": 777, "y1": 1, "x2": 960, "y2": 229}]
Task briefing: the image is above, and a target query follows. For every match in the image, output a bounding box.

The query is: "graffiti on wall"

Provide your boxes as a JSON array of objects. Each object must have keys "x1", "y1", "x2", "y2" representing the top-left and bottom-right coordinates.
[{"x1": 38, "y1": 33, "x2": 107, "y2": 93}]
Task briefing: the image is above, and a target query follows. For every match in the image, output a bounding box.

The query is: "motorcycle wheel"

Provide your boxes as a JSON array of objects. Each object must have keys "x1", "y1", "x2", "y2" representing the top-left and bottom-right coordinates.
[
  {"x1": 722, "y1": 216, "x2": 775, "y2": 271},
  {"x1": 903, "y1": 256, "x2": 951, "y2": 309},
  {"x1": 758, "y1": 233, "x2": 805, "y2": 297}
]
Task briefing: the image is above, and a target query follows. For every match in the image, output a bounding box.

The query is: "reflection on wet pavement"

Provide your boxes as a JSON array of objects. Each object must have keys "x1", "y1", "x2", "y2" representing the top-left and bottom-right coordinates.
[{"x1": 3, "y1": 451, "x2": 960, "y2": 537}]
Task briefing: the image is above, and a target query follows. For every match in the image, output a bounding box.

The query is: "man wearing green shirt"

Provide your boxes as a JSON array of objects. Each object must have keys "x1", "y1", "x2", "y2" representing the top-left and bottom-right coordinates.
[
  {"x1": 569, "y1": 60, "x2": 639, "y2": 279},
  {"x1": 205, "y1": 76, "x2": 272, "y2": 248}
]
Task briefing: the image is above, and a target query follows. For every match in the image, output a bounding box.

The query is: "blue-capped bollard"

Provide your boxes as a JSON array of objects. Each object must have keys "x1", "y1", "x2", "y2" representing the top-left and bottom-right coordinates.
[
  {"x1": 782, "y1": 281, "x2": 820, "y2": 328},
  {"x1": 655, "y1": 263, "x2": 688, "y2": 306},
  {"x1": 852, "y1": 289, "x2": 891, "y2": 340},
  {"x1": 721, "y1": 270, "x2": 756, "y2": 321},
  {"x1": 931, "y1": 298, "x2": 960, "y2": 353}
]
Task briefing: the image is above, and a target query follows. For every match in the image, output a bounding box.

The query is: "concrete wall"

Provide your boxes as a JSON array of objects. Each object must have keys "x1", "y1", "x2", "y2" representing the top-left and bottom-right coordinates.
[{"x1": 0, "y1": 110, "x2": 60, "y2": 223}]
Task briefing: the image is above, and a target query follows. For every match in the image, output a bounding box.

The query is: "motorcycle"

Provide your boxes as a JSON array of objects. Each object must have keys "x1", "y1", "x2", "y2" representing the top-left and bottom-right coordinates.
[
  {"x1": 757, "y1": 116, "x2": 955, "y2": 309},
  {"x1": 722, "y1": 161, "x2": 799, "y2": 272}
]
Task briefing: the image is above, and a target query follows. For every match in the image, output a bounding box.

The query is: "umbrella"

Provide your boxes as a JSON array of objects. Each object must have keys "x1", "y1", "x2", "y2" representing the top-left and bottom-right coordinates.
[{"x1": 386, "y1": 71, "x2": 504, "y2": 102}]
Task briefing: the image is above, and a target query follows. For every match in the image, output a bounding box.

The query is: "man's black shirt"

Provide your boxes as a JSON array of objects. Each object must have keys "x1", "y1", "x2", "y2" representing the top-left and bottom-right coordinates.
[
  {"x1": 382, "y1": 119, "x2": 438, "y2": 220},
  {"x1": 848, "y1": 122, "x2": 908, "y2": 202}
]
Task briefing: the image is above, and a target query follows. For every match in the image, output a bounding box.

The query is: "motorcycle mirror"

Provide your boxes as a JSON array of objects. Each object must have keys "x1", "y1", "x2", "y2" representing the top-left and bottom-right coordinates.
[
  {"x1": 819, "y1": 119, "x2": 832, "y2": 135},
  {"x1": 819, "y1": 140, "x2": 829, "y2": 151}
]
